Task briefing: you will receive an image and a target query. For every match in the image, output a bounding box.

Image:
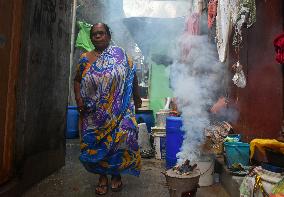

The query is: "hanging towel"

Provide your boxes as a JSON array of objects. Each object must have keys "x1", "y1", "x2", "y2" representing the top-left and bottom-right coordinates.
[{"x1": 216, "y1": 0, "x2": 232, "y2": 62}]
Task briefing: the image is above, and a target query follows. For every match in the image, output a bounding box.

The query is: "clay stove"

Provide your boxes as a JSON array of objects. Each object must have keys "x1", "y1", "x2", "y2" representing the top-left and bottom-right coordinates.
[{"x1": 163, "y1": 160, "x2": 200, "y2": 197}]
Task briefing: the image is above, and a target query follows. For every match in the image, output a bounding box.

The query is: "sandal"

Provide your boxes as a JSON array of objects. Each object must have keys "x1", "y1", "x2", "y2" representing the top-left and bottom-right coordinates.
[
  {"x1": 95, "y1": 184, "x2": 108, "y2": 195},
  {"x1": 95, "y1": 175, "x2": 108, "y2": 195},
  {"x1": 111, "y1": 175, "x2": 123, "y2": 192}
]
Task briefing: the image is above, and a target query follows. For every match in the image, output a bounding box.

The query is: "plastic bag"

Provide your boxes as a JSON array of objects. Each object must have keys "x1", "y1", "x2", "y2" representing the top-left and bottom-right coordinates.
[{"x1": 232, "y1": 61, "x2": 246, "y2": 88}]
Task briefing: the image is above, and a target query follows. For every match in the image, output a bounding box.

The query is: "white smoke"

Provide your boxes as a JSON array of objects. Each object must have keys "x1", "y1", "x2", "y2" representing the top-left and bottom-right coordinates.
[{"x1": 170, "y1": 33, "x2": 226, "y2": 163}]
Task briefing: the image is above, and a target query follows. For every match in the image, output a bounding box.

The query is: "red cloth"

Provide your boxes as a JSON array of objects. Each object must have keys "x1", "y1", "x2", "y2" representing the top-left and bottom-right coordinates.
[
  {"x1": 181, "y1": 13, "x2": 201, "y2": 62},
  {"x1": 185, "y1": 13, "x2": 201, "y2": 35},
  {"x1": 208, "y1": 0, "x2": 218, "y2": 29},
  {"x1": 273, "y1": 32, "x2": 284, "y2": 64}
]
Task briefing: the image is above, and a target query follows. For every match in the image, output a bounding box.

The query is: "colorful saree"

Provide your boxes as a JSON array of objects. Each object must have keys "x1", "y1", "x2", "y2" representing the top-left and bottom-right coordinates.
[{"x1": 77, "y1": 46, "x2": 141, "y2": 176}]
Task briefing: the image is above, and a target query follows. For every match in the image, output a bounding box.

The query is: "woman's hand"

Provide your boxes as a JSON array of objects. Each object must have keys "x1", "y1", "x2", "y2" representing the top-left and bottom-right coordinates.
[
  {"x1": 74, "y1": 80, "x2": 84, "y2": 114},
  {"x1": 76, "y1": 97, "x2": 84, "y2": 114}
]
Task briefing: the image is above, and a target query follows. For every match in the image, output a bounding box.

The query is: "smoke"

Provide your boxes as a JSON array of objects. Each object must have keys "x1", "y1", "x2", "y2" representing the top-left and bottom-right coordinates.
[
  {"x1": 76, "y1": 0, "x2": 190, "y2": 56},
  {"x1": 169, "y1": 20, "x2": 226, "y2": 163}
]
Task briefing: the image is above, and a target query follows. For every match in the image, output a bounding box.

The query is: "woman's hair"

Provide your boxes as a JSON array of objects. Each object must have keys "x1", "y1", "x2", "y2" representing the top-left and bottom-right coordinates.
[{"x1": 90, "y1": 23, "x2": 112, "y2": 38}]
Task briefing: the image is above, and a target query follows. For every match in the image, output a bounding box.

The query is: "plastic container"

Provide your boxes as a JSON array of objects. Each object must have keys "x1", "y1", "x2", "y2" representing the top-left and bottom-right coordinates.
[
  {"x1": 139, "y1": 98, "x2": 150, "y2": 110},
  {"x1": 151, "y1": 126, "x2": 166, "y2": 134},
  {"x1": 224, "y1": 142, "x2": 250, "y2": 168},
  {"x1": 66, "y1": 106, "x2": 79, "y2": 139},
  {"x1": 135, "y1": 109, "x2": 155, "y2": 133},
  {"x1": 156, "y1": 110, "x2": 170, "y2": 127},
  {"x1": 195, "y1": 159, "x2": 215, "y2": 186},
  {"x1": 166, "y1": 116, "x2": 184, "y2": 169},
  {"x1": 153, "y1": 132, "x2": 166, "y2": 159}
]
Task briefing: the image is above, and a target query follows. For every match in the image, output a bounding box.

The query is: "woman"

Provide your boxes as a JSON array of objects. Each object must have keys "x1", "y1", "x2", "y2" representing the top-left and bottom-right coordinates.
[{"x1": 74, "y1": 23, "x2": 142, "y2": 195}]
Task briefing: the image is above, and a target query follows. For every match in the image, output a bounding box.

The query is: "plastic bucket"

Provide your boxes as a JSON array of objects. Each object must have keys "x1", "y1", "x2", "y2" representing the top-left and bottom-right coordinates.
[
  {"x1": 140, "y1": 98, "x2": 150, "y2": 110},
  {"x1": 195, "y1": 159, "x2": 214, "y2": 186},
  {"x1": 153, "y1": 132, "x2": 166, "y2": 159},
  {"x1": 166, "y1": 116, "x2": 184, "y2": 169},
  {"x1": 66, "y1": 106, "x2": 79, "y2": 139},
  {"x1": 224, "y1": 142, "x2": 250, "y2": 168},
  {"x1": 151, "y1": 126, "x2": 166, "y2": 134},
  {"x1": 135, "y1": 109, "x2": 155, "y2": 133},
  {"x1": 156, "y1": 110, "x2": 170, "y2": 127}
]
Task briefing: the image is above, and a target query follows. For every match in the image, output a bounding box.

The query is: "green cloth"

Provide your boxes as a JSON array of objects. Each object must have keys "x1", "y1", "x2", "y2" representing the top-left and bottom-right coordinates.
[
  {"x1": 272, "y1": 177, "x2": 284, "y2": 194},
  {"x1": 75, "y1": 21, "x2": 94, "y2": 52},
  {"x1": 149, "y1": 63, "x2": 173, "y2": 117}
]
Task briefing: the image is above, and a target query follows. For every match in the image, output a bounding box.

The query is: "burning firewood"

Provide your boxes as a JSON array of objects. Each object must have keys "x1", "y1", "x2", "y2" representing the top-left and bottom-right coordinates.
[{"x1": 172, "y1": 160, "x2": 198, "y2": 175}]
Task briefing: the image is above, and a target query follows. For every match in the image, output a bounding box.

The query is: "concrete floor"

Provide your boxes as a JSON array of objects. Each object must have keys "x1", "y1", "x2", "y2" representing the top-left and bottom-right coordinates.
[{"x1": 23, "y1": 139, "x2": 229, "y2": 197}]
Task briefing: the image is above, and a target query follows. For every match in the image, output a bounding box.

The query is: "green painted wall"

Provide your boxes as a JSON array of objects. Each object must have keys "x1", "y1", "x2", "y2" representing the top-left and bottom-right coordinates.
[{"x1": 149, "y1": 63, "x2": 172, "y2": 117}]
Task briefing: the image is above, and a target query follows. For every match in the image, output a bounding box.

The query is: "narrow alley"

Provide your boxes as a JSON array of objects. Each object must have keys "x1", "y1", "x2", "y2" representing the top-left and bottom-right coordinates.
[{"x1": 0, "y1": 1, "x2": 284, "y2": 197}]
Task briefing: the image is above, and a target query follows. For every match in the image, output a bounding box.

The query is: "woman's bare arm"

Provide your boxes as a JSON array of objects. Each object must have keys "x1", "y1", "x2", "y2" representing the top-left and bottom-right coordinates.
[{"x1": 74, "y1": 71, "x2": 84, "y2": 113}]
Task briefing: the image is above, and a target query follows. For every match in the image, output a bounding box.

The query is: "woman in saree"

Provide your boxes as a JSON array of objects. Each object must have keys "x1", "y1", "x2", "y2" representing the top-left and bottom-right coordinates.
[{"x1": 74, "y1": 23, "x2": 142, "y2": 195}]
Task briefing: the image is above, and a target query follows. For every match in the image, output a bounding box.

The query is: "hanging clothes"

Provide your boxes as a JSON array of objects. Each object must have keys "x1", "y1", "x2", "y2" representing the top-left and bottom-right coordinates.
[
  {"x1": 216, "y1": 0, "x2": 232, "y2": 62},
  {"x1": 215, "y1": 0, "x2": 256, "y2": 62},
  {"x1": 232, "y1": 0, "x2": 256, "y2": 49},
  {"x1": 75, "y1": 21, "x2": 95, "y2": 52},
  {"x1": 185, "y1": 13, "x2": 201, "y2": 35},
  {"x1": 230, "y1": 0, "x2": 240, "y2": 25},
  {"x1": 273, "y1": 33, "x2": 284, "y2": 64},
  {"x1": 180, "y1": 13, "x2": 201, "y2": 63},
  {"x1": 208, "y1": 0, "x2": 218, "y2": 29}
]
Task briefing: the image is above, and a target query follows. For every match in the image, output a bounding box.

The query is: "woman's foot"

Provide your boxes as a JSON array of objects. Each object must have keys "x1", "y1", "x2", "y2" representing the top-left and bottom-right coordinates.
[
  {"x1": 111, "y1": 174, "x2": 123, "y2": 192},
  {"x1": 95, "y1": 175, "x2": 108, "y2": 195}
]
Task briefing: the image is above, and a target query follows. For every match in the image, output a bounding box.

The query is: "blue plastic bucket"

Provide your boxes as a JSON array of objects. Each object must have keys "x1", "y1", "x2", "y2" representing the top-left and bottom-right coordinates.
[
  {"x1": 135, "y1": 109, "x2": 154, "y2": 133},
  {"x1": 224, "y1": 142, "x2": 250, "y2": 168},
  {"x1": 66, "y1": 106, "x2": 79, "y2": 139},
  {"x1": 166, "y1": 116, "x2": 184, "y2": 169}
]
